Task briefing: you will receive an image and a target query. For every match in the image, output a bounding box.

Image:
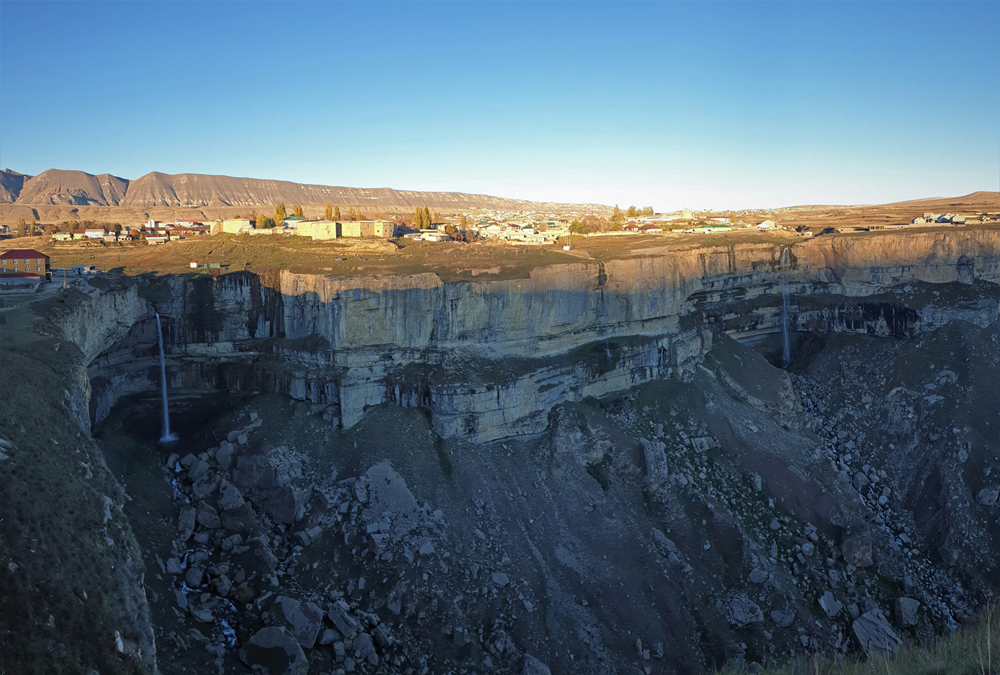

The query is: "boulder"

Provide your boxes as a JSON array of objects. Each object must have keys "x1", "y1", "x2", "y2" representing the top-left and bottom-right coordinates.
[
  {"x1": 852, "y1": 471, "x2": 870, "y2": 492},
  {"x1": 492, "y1": 572, "x2": 510, "y2": 587},
  {"x1": 196, "y1": 504, "x2": 221, "y2": 529},
  {"x1": 270, "y1": 596, "x2": 324, "y2": 650},
  {"x1": 221, "y1": 503, "x2": 257, "y2": 532},
  {"x1": 218, "y1": 480, "x2": 246, "y2": 511},
  {"x1": 842, "y1": 531, "x2": 873, "y2": 567},
  {"x1": 976, "y1": 486, "x2": 998, "y2": 506},
  {"x1": 328, "y1": 602, "x2": 359, "y2": 640},
  {"x1": 216, "y1": 441, "x2": 234, "y2": 471},
  {"x1": 895, "y1": 597, "x2": 920, "y2": 628},
  {"x1": 239, "y1": 626, "x2": 308, "y2": 675},
  {"x1": 235, "y1": 455, "x2": 277, "y2": 490},
  {"x1": 185, "y1": 567, "x2": 203, "y2": 589},
  {"x1": 188, "y1": 459, "x2": 210, "y2": 483},
  {"x1": 353, "y1": 632, "x2": 376, "y2": 665},
  {"x1": 263, "y1": 487, "x2": 300, "y2": 525},
  {"x1": 770, "y1": 610, "x2": 794, "y2": 627},
  {"x1": 726, "y1": 593, "x2": 764, "y2": 627},
  {"x1": 521, "y1": 654, "x2": 552, "y2": 675},
  {"x1": 178, "y1": 506, "x2": 196, "y2": 541},
  {"x1": 852, "y1": 610, "x2": 901, "y2": 656},
  {"x1": 938, "y1": 545, "x2": 960, "y2": 567},
  {"x1": 819, "y1": 591, "x2": 842, "y2": 618}
]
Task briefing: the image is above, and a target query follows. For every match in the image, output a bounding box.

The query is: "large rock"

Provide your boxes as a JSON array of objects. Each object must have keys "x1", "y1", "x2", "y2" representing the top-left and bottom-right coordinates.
[
  {"x1": 726, "y1": 593, "x2": 764, "y2": 627},
  {"x1": 218, "y1": 480, "x2": 246, "y2": 511},
  {"x1": 239, "y1": 626, "x2": 308, "y2": 675},
  {"x1": 327, "y1": 601, "x2": 359, "y2": 639},
  {"x1": 842, "y1": 530, "x2": 873, "y2": 567},
  {"x1": 895, "y1": 597, "x2": 921, "y2": 628},
  {"x1": 196, "y1": 503, "x2": 221, "y2": 529},
  {"x1": 522, "y1": 654, "x2": 552, "y2": 675},
  {"x1": 263, "y1": 486, "x2": 301, "y2": 525},
  {"x1": 270, "y1": 596, "x2": 324, "y2": 649},
  {"x1": 976, "y1": 485, "x2": 999, "y2": 506},
  {"x1": 819, "y1": 591, "x2": 842, "y2": 618},
  {"x1": 852, "y1": 610, "x2": 901, "y2": 655},
  {"x1": 178, "y1": 506, "x2": 196, "y2": 541},
  {"x1": 235, "y1": 455, "x2": 277, "y2": 490}
]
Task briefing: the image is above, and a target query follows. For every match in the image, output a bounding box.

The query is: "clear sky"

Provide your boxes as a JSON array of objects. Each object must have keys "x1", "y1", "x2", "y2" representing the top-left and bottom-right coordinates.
[{"x1": 1, "y1": 1, "x2": 997, "y2": 210}]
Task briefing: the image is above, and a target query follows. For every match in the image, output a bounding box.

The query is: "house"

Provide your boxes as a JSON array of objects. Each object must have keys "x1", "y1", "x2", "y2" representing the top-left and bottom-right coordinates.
[
  {"x1": 911, "y1": 217, "x2": 926, "y2": 224},
  {"x1": 338, "y1": 220, "x2": 397, "y2": 238},
  {"x1": 294, "y1": 220, "x2": 339, "y2": 241},
  {"x1": 72, "y1": 265, "x2": 100, "y2": 275},
  {"x1": 221, "y1": 219, "x2": 253, "y2": 234},
  {"x1": 0, "y1": 249, "x2": 51, "y2": 281},
  {"x1": 72, "y1": 230, "x2": 87, "y2": 240},
  {"x1": 756, "y1": 220, "x2": 776, "y2": 230},
  {"x1": 52, "y1": 232, "x2": 72, "y2": 241},
  {"x1": 282, "y1": 216, "x2": 309, "y2": 229},
  {"x1": 84, "y1": 228, "x2": 107, "y2": 239}
]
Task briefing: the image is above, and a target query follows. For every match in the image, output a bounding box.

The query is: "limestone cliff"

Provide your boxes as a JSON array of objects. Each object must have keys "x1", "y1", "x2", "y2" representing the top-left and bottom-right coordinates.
[{"x1": 65, "y1": 229, "x2": 1000, "y2": 442}]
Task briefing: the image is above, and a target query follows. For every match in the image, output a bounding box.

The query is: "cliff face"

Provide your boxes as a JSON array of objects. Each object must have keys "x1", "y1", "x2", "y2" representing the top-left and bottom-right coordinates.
[{"x1": 68, "y1": 230, "x2": 1000, "y2": 442}]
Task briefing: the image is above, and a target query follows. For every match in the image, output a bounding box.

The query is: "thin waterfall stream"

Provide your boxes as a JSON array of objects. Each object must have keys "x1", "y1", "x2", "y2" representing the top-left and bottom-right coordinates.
[
  {"x1": 155, "y1": 312, "x2": 177, "y2": 443},
  {"x1": 779, "y1": 247, "x2": 792, "y2": 368}
]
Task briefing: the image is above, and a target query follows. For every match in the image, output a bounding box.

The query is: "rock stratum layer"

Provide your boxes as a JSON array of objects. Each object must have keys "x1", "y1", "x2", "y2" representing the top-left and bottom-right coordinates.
[{"x1": 69, "y1": 229, "x2": 1000, "y2": 444}]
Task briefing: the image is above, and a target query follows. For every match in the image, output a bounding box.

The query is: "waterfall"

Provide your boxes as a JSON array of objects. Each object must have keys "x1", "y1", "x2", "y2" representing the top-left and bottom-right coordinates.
[
  {"x1": 781, "y1": 291, "x2": 791, "y2": 368},
  {"x1": 155, "y1": 313, "x2": 177, "y2": 443},
  {"x1": 779, "y1": 247, "x2": 792, "y2": 369}
]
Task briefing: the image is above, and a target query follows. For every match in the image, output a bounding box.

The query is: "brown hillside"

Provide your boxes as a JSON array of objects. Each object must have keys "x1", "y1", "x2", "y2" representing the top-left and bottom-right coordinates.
[
  {"x1": 120, "y1": 171, "x2": 605, "y2": 211},
  {"x1": 0, "y1": 169, "x2": 31, "y2": 203},
  {"x1": 15, "y1": 169, "x2": 129, "y2": 206}
]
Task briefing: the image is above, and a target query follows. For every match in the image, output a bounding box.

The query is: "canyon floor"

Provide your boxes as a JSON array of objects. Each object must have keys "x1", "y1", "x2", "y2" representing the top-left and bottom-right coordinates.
[{"x1": 86, "y1": 319, "x2": 1000, "y2": 675}]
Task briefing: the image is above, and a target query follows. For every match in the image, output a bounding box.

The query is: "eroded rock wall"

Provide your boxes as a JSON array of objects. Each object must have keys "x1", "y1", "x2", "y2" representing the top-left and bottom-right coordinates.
[{"x1": 66, "y1": 230, "x2": 1000, "y2": 439}]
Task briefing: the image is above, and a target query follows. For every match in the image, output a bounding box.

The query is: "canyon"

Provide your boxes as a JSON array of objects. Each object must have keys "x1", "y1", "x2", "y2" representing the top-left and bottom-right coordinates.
[{"x1": 4, "y1": 228, "x2": 1000, "y2": 675}]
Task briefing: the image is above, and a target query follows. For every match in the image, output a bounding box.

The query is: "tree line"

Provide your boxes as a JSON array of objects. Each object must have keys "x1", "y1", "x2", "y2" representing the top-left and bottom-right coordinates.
[
  {"x1": 251, "y1": 203, "x2": 367, "y2": 228},
  {"x1": 569, "y1": 204, "x2": 655, "y2": 234}
]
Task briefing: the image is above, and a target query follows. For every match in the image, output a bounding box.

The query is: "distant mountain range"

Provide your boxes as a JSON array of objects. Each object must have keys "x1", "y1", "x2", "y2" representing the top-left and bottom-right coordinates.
[{"x1": 0, "y1": 168, "x2": 607, "y2": 212}]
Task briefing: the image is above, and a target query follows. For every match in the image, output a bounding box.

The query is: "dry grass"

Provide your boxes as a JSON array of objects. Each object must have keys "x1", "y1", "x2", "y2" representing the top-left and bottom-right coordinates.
[{"x1": 721, "y1": 604, "x2": 998, "y2": 675}]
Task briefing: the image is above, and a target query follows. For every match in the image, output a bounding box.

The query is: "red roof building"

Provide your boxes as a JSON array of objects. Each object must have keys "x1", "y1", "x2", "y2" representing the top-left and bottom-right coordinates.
[{"x1": 1, "y1": 249, "x2": 51, "y2": 280}]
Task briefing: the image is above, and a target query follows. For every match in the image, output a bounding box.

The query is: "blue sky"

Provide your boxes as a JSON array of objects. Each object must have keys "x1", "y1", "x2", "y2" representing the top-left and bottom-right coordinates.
[{"x1": 1, "y1": 1, "x2": 997, "y2": 210}]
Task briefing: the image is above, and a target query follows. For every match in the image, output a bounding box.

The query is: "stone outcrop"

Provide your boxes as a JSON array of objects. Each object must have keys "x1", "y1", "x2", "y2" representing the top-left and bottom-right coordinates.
[{"x1": 60, "y1": 230, "x2": 1000, "y2": 443}]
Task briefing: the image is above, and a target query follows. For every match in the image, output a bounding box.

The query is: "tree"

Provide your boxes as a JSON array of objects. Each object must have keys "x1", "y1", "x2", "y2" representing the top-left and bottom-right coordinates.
[
  {"x1": 626, "y1": 205, "x2": 638, "y2": 219},
  {"x1": 334, "y1": 205, "x2": 341, "y2": 221},
  {"x1": 423, "y1": 206, "x2": 432, "y2": 228},
  {"x1": 324, "y1": 202, "x2": 333, "y2": 220},
  {"x1": 114, "y1": 223, "x2": 122, "y2": 234},
  {"x1": 275, "y1": 203, "x2": 287, "y2": 224},
  {"x1": 17, "y1": 218, "x2": 27, "y2": 237},
  {"x1": 611, "y1": 205, "x2": 625, "y2": 228},
  {"x1": 256, "y1": 215, "x2": 274, "y2": 229},
  {"x1": 642, "y1": 206, "x2": 655, "y2": 216},
  {"x1": 569, "y1": 219, "x2": 589, "y2": 234},
  {"x1": 460, "y1": 215, "x2": 468, "y2": 229},
  {"x1": 293, "y1": 205, "x2": 304, "y2": 218}
]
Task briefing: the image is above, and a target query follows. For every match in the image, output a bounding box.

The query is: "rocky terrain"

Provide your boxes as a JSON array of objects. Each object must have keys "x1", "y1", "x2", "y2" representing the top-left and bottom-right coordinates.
[
  {"x1": 0, "y1": 168, "x2": 608, "y2": 213},
  {"x1": 2, "y1": 229, "x2": 999, "y2": 674}
]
